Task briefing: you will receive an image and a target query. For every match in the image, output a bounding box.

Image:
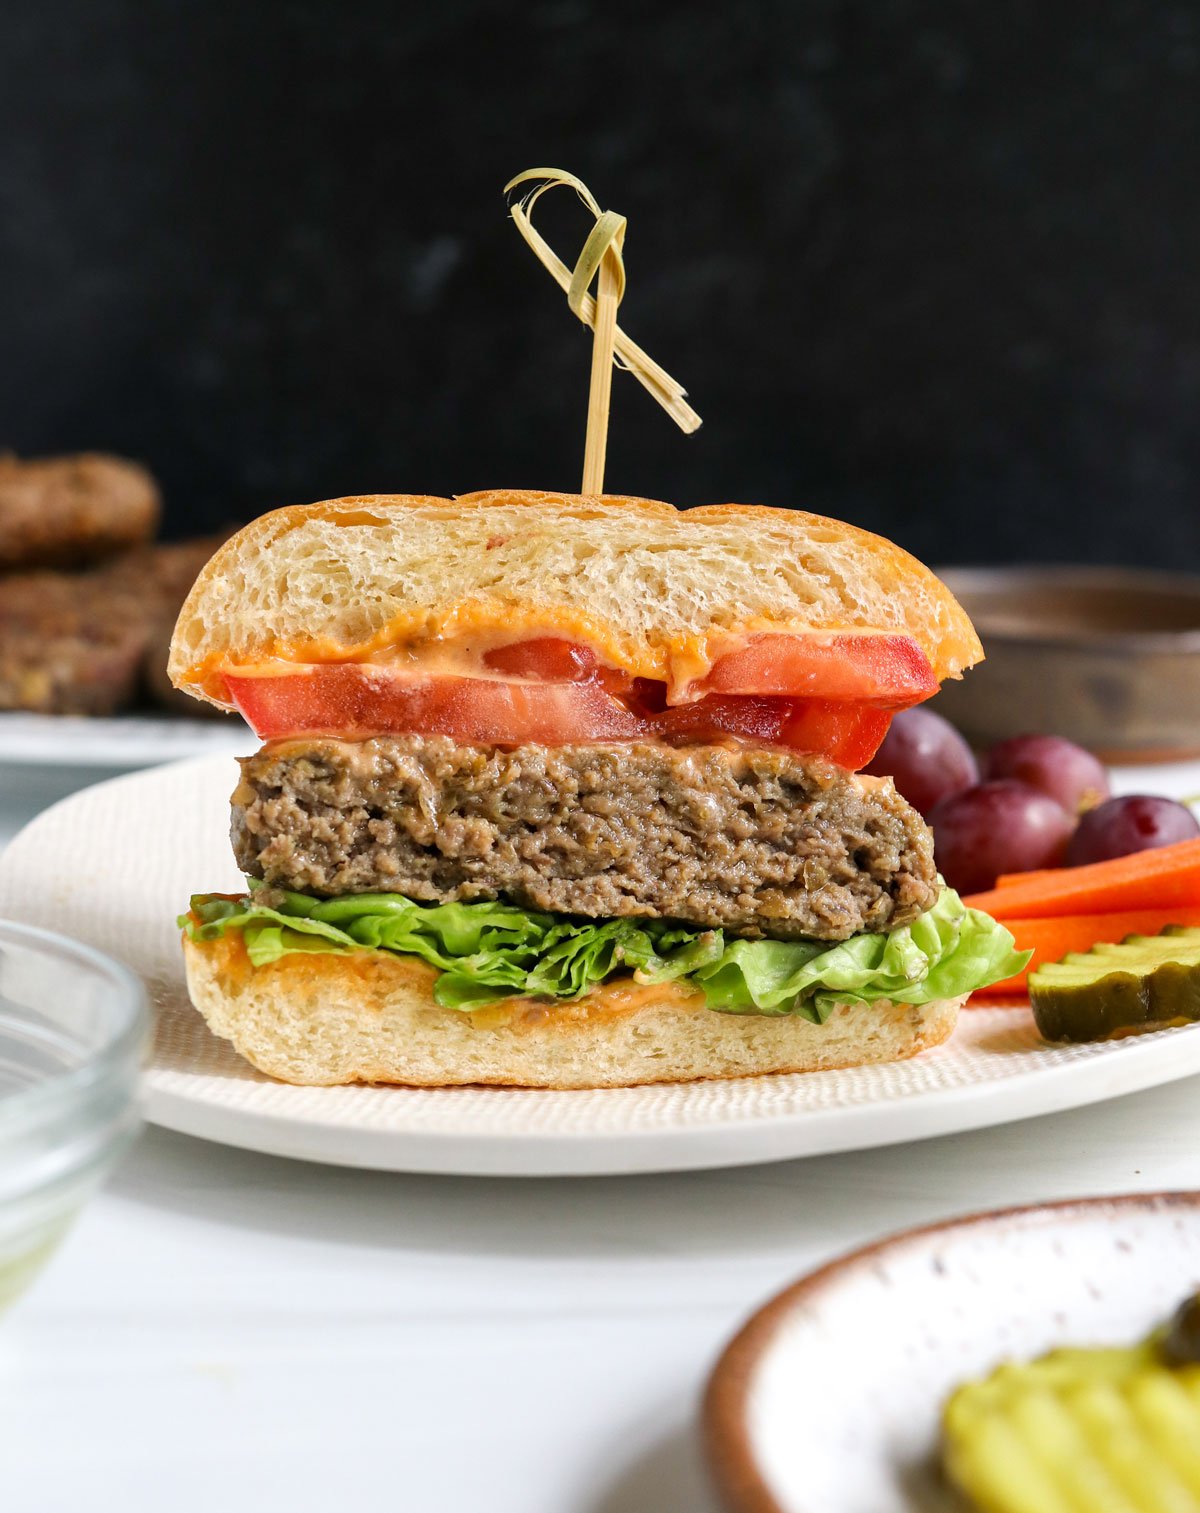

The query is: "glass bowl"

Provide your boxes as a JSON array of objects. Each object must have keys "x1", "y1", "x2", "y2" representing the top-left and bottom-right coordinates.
[{"x1": 0, "y1": 919, "x2": 148, "y2": 1311}]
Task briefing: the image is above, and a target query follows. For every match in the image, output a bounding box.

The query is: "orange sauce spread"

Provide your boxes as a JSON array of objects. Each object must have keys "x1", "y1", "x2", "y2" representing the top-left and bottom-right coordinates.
[
  {"x1": 469, "y1": 978, "x2": 705, "y2": 1034},
  {"x1": 185, "y1": 608, "x2": 884, "y2": 706},
  {"x1": 189, "y1": 926, "x2": 705, "y2": 1034},
  {"x1": 187, "y1": 603, "x2": 668, "y2": 701}
]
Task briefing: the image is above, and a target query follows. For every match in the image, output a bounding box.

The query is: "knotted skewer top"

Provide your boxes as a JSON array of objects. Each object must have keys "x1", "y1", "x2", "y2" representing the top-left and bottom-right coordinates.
[{"x1": 505, "y1": 167, "x2": 701, "y2": 493}]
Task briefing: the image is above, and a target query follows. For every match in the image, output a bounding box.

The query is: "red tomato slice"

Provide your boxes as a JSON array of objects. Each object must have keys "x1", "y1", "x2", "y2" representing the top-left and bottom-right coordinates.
[
  {"x1": 697, "y1": 633, "x2": 937, "y2": 708},
  {"x1": 226, "y1": 667, "x2": 644, "y2": 744},
  {"x1": 226, "y1": 667, "x2": 893, "y2": 768},
  {"x1": 482, "y1": 638, "x2": 600, "y2": 681},
  {"x1": 778, "y1": 702, "x2": 893, "y2": 769},
  {"x1": 653, "y1": 696, "x2": 891, "y2": 769}
]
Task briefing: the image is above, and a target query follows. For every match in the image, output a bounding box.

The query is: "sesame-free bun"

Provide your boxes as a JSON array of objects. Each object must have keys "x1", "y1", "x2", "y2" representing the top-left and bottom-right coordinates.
[
  {"x1": 182, "y1": 933, "x2": 961, "y2": 1089},
  {"x1": 169, "y1": 490, "x2": 983, "y2": 707}
]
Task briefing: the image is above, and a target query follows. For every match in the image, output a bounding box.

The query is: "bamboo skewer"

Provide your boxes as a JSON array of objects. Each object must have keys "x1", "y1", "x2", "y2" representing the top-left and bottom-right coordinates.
[
  {"x1": 505, "y1": 167, "x2": 701, "y2": 496},
  {"x1": 581, "y1": 222, "x2": 623, "y2": 493}
]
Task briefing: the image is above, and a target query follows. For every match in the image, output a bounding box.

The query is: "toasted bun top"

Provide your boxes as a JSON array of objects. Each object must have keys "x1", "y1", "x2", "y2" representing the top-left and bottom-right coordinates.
[{"x1": 169, "y1": 489, "x2": 982, "y2": 706}]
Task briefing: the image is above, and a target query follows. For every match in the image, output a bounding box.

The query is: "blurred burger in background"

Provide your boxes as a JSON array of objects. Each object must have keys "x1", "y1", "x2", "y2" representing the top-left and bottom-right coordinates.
[{"x1": 0, "y1": 452, "x2": 231, "y2": 719}]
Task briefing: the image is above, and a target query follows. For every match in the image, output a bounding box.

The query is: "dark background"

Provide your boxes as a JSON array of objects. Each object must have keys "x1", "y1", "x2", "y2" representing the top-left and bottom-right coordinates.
[{"x1": 1, "y1": 0, "x2": 1197, "y2": 569}]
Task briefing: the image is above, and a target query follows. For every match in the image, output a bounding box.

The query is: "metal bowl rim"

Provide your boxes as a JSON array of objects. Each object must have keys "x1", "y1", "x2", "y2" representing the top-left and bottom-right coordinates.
[{"x1": 936, "y1": 565, "x2": 1200, "y2": 653}]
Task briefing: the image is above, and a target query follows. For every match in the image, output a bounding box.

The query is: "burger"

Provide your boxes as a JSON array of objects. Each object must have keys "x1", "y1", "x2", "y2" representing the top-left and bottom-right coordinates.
[{"x1": 170, "y1": 489, "x2": 1024, "y2": 1088}]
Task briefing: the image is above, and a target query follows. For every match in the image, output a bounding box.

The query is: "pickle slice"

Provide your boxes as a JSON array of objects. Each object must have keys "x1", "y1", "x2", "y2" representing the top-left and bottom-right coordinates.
[
  {"x1": 943, "y1": 1343, "x2": 1200, "y2": 1512},
  {"x1": 1029, "y1": 926, "x2": 1200, "y2": 1043}
]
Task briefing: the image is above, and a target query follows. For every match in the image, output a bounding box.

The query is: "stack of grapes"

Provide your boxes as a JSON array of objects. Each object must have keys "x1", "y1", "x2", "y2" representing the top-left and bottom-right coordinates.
[{"x1": 865, "y1": 712, "x2": 1200, "y2": 894}]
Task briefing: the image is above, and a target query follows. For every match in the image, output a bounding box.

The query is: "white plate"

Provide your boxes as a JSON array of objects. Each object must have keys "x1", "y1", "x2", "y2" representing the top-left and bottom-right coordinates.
[
  {"x1": 0, "y1": 711, "x2": 251, "y2": 768},
  {"x1": 704, "y1": 1191, "x2": 1200, "y2": 1513},
  {"x1": 2, "y1": 755, "x2": 1200, "y2": 1176}
]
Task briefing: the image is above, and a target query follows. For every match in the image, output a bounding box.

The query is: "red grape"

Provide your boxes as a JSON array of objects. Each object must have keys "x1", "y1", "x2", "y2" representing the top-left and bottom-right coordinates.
[
  {"x1": 1064, "y1": 795, "x2": 1200, "y2": 867},
  {"x1": 928, "y1": 781, "x2": 1075, "y2": 894},
  {"x1": 863, "y1": 706, "x2": 979, "y2": 818},
  {"x1": 984, "y1": 734, "x2": 1110, "y2": 816}
]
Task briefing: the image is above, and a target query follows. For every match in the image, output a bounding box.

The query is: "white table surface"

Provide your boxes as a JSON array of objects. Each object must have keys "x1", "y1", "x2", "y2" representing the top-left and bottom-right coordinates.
[{"x1": 5, "y1": 757, "x2": 1200, "y2": 1513}]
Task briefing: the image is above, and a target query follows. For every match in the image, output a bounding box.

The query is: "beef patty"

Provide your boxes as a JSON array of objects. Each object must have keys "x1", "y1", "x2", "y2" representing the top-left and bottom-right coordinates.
[{"x1": 232, "y1": 735, "x2": 939, "y2": 942}]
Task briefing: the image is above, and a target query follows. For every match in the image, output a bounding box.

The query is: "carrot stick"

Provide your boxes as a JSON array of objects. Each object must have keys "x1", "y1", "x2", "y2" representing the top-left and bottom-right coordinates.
[
  {"x1": 962, "y1": 838, "x2": 1200, "y2": 920},
  {"x1": 971, "y1": 906, "x2": 1200, "y2": 997},
  {"x1": 995, "y1": 869, "x2": 1058, "y2": 890}
]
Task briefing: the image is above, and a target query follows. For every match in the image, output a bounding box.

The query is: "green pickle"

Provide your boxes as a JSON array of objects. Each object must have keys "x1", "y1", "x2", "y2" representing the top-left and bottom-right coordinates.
[
  {"x1": 943, "y1": 1296, "x2": 1200, "y2": 1512},
  {"x1": 1029, "y1": 925, "x2": 1200, "y2": 1043},
  {"x1": 1166, "y1": 1295, "x2": 1200, "y2": 1367}
]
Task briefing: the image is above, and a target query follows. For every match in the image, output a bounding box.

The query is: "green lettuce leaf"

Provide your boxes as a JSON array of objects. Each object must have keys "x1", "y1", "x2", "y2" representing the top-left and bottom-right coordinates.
[{"x1": 181, "y1": 885, "x2": 1028, "y2": 1021}]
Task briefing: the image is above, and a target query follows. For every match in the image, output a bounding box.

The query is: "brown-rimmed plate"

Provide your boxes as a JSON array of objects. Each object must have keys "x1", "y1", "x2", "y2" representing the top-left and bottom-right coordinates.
[{"x1": 704, "y1": 1192, "x2": 1200, "y2": 1512}]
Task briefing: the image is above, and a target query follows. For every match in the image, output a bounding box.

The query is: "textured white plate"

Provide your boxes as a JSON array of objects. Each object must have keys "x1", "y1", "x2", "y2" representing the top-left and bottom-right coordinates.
[
  {"x1": 704, "y1": 1192, "x2": 1200, "y2": 1513},
  {"x1": 0, "y1": 711, "x2": 250, "y2": 768},
  {"x1": 2, "y1": 756, "x2": 1200, "y2": 1175}
]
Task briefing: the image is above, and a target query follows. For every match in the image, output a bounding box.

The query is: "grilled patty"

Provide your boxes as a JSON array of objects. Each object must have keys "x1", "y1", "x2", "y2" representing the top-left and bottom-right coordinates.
[
  {"x1": 0, "y1": 452, "x2": 159, "y2": 569},
  {"x1": 0, "y1": 536, "x2": 228, "y2": 716},
  {"x1": 232, "y1": 736, "x2": 939, "y2": 942}
]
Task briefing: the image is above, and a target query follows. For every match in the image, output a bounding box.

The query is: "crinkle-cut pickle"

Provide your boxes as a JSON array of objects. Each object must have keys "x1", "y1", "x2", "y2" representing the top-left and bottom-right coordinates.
[
  {"x1": 1029, "y1": 925, "x2": 1200, "y2": 1043},
  {"x1": 943, "y1": 1323, "x2": 1200, "y2": 1512}
]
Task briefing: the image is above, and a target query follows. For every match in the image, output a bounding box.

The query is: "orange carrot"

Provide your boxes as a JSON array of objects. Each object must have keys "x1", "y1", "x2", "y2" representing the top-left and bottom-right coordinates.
[
  {"x1": 995, "y1": 869, "x2": 1058, "y2": 890},
  {"x1": 970, "y1": 906, "x2": 1200, "y2": 997},
  {"x1": 962, "y1": 838, "x2": 1200, "y2": 920}
]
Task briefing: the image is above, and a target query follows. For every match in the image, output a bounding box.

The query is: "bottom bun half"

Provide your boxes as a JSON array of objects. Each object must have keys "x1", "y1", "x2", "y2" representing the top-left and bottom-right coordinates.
[{"x1": 181, "y1": 935, "x2": 963, "y2": 1090}]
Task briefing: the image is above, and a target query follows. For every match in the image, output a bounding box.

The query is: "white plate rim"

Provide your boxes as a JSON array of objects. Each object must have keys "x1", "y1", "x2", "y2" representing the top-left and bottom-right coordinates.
[
  {"x1": 138, "y1": 1019, "x2": 1200, "y2": 1175},
  {"x1": 0, "y1": 711, "x2": 249, "y2": 768},
  {"x1": 701, "y1": 1188, "x2": 1200, "y2": 1513}
]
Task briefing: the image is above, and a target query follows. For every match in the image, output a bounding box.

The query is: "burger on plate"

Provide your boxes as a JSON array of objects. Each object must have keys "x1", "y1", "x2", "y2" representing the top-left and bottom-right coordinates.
[{"x1": 170, "y1": 490, "x2": 1024, "y2": 1088}]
